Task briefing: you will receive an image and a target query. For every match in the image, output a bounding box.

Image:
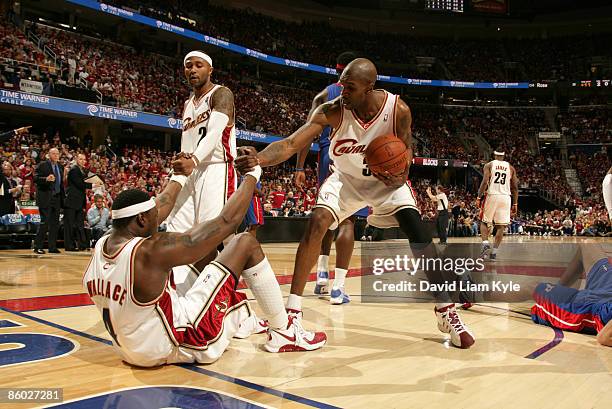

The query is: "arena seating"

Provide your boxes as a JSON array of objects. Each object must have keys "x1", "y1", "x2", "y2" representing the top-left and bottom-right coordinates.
[{"x1": 105, "y1": 0, "x2": 612, "y2": 82}]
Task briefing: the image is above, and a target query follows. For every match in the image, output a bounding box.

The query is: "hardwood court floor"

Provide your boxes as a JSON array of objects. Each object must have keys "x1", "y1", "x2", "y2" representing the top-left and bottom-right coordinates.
[{"x1": 0, "y1": 237, "x2": 611, "y2": 408}]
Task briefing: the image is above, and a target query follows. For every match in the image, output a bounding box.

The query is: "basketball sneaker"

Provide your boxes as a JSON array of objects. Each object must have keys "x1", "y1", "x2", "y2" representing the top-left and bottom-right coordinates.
[
  {"x1": 264, "y1": 315, "x2": 327, "y2": 352},
  {"x1": 489, "y1": 252, "x2": 497, "y2": 261},
  {"x1": 286, "y1": 308, "x2": 303, "y2": 321},
  {"x1": 480, "y1": 242, "x2": 491, "y2": 259},
  {"x1": 330, "y1": 287, "x2": 350, "y2": 305},
  {"x1": 435, "y1": 304, "x2": 475, "y2": 349},
  {"x1": 234, "y1": 315, "x2": 269, "y2": 339},
  {"x1": 314, "y1": 271, "x2": 329, "y2": 295}
]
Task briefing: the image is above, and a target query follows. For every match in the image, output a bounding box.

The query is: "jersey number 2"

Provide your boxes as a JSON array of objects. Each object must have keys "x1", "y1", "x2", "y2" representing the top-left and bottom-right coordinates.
[
  {"x1": 494, "y1": 172, "x2": 507, "y2": 185},
  {"x1": 197, "y1": 126, "x2": 207, "y2": 147}
]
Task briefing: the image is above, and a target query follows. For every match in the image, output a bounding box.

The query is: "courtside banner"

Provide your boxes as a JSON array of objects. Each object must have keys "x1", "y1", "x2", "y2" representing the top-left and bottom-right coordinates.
[
  {"x1": 360, "y1": 243, "x2": 581, "y2": 304},
  {"x1": 66, "y1": 0, "x2": 530, "y2": 90}
]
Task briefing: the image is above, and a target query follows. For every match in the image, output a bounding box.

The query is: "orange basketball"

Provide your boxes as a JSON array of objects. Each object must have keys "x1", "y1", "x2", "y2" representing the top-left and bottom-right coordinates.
[{"x1": 365, "y1": 134, "x2": 409, "y2": 176}]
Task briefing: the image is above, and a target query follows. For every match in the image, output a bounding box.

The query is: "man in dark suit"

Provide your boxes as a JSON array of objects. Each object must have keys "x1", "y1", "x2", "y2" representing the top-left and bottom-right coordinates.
[
  {"x1": 0, "y1": 161, "x2": 22, "y2": 217},
  {"x1": 34, "y1": 148, "x2": 64, "y2": 254},
  {"x1": 64, "y1": 153, "x2": 92, "y2": 251}
]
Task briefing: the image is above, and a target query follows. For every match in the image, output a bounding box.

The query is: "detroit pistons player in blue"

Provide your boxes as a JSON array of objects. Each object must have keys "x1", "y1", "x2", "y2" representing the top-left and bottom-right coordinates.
[
  {"x1": 239, "y1": 58, "x2": 475, "y2": 348},
  {"x1": 295, "y1": 52, "x2": 368, "y2": 304},
  {"x1": 531, "y1": 242, "x2": 612, "y2": 347}
]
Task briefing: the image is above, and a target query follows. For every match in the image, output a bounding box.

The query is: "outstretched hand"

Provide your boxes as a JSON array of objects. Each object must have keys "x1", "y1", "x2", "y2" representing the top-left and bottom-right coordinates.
[{"x1": 235, "y1": 146, "x2": 259, "y2": 174}]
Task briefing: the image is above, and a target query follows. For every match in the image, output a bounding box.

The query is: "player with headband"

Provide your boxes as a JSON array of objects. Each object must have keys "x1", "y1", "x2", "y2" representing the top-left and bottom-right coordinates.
[
  {"x1": 477, "y1": 148, "x2": 519, "y2": 261},
  {"x1": 169, "y1": 50, "x2": 239, "y2": 285},
  {"x1": 84, "y1": 162, "x2": 326, "y2": 367}
]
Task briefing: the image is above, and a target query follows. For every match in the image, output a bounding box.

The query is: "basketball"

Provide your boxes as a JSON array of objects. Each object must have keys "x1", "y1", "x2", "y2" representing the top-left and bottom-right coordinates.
[{"x1": 365, "y1": 134, "x2": 409, "y2": 176}]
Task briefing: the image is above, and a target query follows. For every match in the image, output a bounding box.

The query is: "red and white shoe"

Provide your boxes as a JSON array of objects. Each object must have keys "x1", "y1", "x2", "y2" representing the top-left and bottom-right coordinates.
[
  {"x1": 435, "y1": 304, "x2": 475, "y2": 349},
  {"x1": 264, "y1": 315, "x2": 327, "y2": 353},
  {"x1": 459, "y1": 302, "x2": 473, "y2": 310},
  {"x1": 234, "y1": 315, "x2": 269, "y2": 339},
  {"x1": 286, "y1": 308, "x2": 303, "y2": 320}
]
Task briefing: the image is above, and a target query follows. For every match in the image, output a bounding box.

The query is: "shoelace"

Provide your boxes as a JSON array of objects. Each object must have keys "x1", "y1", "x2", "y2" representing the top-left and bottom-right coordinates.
[
  {"x1": 446, "y1": 309, "x2": 467, "y2": 334},
  {"x1": 291, "y1": 317, "x2": 309, "y2": 340}
]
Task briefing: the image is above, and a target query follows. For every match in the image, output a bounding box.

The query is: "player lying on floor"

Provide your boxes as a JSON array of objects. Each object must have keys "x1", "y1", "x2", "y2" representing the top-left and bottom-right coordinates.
[
  {"x1": 531, "y1": 243, "x2": 612, "y2": 347},
  {"x1": 83, "y1": 151, "x2": 326, "y2": 367}
]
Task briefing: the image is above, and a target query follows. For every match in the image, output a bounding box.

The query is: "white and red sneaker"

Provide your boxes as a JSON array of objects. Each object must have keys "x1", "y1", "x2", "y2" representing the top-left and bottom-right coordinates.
[
  {"x1": 234, "y1": 315, "x2": 269, "y2": 339},
  {"x1": 435, "y1": 304, "x2": 475, "y2": 349},
  {"x1": 264, "y1": 315, "x2": 327, "y2": 353}
]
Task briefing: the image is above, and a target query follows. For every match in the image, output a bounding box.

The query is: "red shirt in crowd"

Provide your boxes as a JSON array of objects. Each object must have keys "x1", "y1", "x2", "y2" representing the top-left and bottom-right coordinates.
[
  {"x1": 271, "y1": 190, "x2": 285, "y2": 209},
  {"x1": 303, "y1": 193, "x2": 316, "y2": 210}
]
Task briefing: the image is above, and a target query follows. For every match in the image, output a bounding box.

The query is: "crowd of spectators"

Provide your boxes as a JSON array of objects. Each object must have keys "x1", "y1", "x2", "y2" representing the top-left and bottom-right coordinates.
[
  {"x1": 0, "y1": 128, "x2": 609, "y2": 237},
  {"x1": 106, "y1": 0, "x2": 612, "y2": 82},
  {"x1": 560, "y1": 107, "x2": 612, "y2": 144}
]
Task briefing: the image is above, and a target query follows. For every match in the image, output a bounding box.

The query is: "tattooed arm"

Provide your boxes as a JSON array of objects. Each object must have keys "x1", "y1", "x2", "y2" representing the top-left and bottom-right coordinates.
[
  {"x1": 134, "y1": 174, "x2": 257, "y2": 303},
  {"x1": 255, "y1": 100, "x2": 340, "y2": 167},
  {"x1": 173, "y1": 86, "x2": 235, "y2": 175},
  {"x1": 155, "y1": 180, "x2": 183, "y2": 225}
]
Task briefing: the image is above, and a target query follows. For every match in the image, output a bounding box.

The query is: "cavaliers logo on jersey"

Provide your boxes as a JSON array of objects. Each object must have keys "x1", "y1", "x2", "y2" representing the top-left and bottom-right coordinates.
[{"x1": 333, "y1": 139, "x2": 367, "y2": 156}]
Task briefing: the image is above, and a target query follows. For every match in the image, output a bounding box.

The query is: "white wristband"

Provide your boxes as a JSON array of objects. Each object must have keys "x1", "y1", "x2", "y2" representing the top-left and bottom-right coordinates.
[
  {"x1": 170, "y1": 174, "x2": 188, "y2": 188},
  {"x1": 245, "y1": 165, "x2": 262, "y2": 183}
]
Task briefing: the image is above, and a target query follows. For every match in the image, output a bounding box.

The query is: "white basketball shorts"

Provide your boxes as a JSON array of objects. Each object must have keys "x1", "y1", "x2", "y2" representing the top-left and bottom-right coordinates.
[
  {"x1": 480, "y1": 194, "x2": 511, "y2": 225},
  {"x1": 315, "y1": 170, "x2": 419, "y2": 229}
]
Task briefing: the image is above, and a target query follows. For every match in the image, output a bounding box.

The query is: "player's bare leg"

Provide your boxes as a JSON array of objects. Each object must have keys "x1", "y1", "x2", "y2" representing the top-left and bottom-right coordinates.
[
  {"x1": 330, "y1": 216, "x2": 355, "y2": 304},
  {"x1": 314, "y1": 228, "x2": 335, "y2": 294},
  {"x1": 288, "y1": 208, "x2": 335, "y2": 313},
  {"x1": 490, "y1": 223, "x2": 506, "y2": 260},
  {"x1": 480, "y1": 221, "x2": 492, "y2": 258},
  {"x1": 216, "y1": 233, "x2": 326, "y2": 351}
]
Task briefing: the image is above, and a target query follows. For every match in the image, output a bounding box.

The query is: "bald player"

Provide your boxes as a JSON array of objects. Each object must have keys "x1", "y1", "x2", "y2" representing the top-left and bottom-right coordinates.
[
  {"x1": 238, "y1": 58, "x2": 475, "y2": 348},
  {"x1": 477, "y1": 149, "x2": 519, "y2": 260},
  {"x1": 294, "y1": 51, "x2": 368, "y2": 304},
  {"x1": 171, "y1": 51, "x2": 238, "y2": 284}
]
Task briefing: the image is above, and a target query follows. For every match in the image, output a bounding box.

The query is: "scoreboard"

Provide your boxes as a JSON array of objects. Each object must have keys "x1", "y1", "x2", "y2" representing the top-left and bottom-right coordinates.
[{"x1": 425, "y1": 0, "x2": 464, "y2": 13}]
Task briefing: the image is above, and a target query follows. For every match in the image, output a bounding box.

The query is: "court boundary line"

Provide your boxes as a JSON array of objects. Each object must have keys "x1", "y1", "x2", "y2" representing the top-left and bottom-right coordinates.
[
  {"x1": 0, "y1": 306, "x2": 340, "y2": 409},
  {"x1": 468, "y1": 303, "x2": 566, "y2": 359}
]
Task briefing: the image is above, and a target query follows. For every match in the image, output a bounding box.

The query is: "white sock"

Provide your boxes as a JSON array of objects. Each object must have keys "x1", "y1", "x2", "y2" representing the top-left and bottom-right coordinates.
[
  {"x1": 241, "y1": 257, "x2": 288, "y2": 329},
  {"x1": 286, "y1": 293, "x2": 302, "y2": 312},
  {"x1": 317, "y1": 255, "x2": 329, "y2": 272},
  {"x1": 492, "y1": 247, "x2": 497, "y2": 255},
  {"x1": 332, "y1": 268, "x2": 348, "y2": 289}
]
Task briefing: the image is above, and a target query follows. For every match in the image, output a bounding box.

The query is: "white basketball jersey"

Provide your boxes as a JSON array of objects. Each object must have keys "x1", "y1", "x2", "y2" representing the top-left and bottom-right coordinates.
[
  {"x1": 181, "y1": 84, "x2": 237, "y2": 164},
  {"x1": 83, "y1": 236, "x2": 174, "y2": 366},
  {"x1": 329, "y1": 90, "x2": 399, "y2": 181},
  {"x1": 487, "y1": 159, "x2": 512, "y2": 195}
]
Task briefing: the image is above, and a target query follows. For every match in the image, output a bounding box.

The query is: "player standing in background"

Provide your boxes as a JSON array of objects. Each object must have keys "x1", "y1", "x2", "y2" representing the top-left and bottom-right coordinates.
[
  {"x1": 603, "y1": 166, "x2": 612, "y2": 220},
  {"x1": 170, "y1": 51, "x2": 238, "y2": 282},
  {"x1": 477, "y1": 149, "x2": 519, "y2": 260},
  {"x1": 239, "y1": 58, "x2": 475, "y2": 348},
  {"x1": 294, "y1": 51, "x2": 368, "y2": 304}
]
